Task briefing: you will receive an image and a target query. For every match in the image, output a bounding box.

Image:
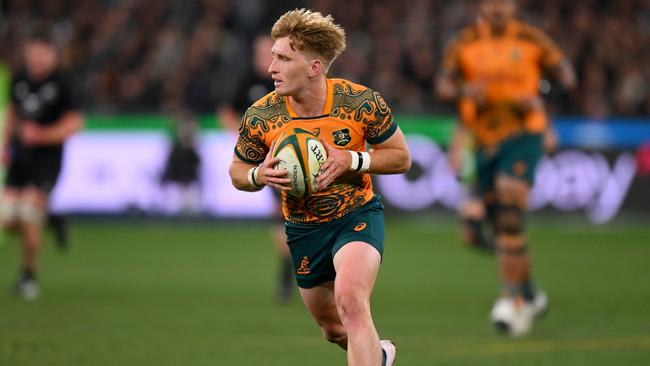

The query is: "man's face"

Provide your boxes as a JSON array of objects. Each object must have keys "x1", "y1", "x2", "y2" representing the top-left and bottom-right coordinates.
[
  {"x1": 25, "y1": 41, "x2": 57, "y2": 79},
  {"x1": 253, "y1": 36, "x2": 274, "y2": 77},
  {"x1": 268, "y1": 37, "x2": 315, "y2": 97},
  {"x1": 480, "y1": 0, "x2": 516, "y2": 27}
]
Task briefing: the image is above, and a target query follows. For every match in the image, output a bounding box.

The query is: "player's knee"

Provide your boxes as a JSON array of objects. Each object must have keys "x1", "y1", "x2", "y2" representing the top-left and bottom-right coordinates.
[
  {"x1": 335, "y1": 291, "x2": 368, "y2": 323},
  {"x1": 495, "y1": 204, "x2": 524, "y2": 235},
  {"x1": 496, "y1": 243, "x2": 528, "y2": 256},
  {"x1": 321, "y1": 324, "x2": 347, "y2": 345},
  {"x1": 17, "y1": 200, "x2": 46, "y2": 226},
  {"x1": 1, "y1": 199, "x2": 20, "y2": 227}
]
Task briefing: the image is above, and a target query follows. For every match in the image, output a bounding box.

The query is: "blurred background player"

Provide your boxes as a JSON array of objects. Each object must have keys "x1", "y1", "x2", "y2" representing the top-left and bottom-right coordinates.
[
  {"x1": 436, "y1": 0, "x2": 575, "y2": 335},
  {"x1": 160, "y1": 111, "x2": 202, "y2": 216},
  {"x1": 217, "y1": 34, "x2": 294, "y2": 302},
  {"x1": 1, "y1": 29, "x2": 84, "y2": 300}
]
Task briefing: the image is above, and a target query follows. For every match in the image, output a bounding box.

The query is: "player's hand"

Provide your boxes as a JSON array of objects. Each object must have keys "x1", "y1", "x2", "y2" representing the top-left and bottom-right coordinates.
[
  {"x1": 258, "y1": 141, "x2": 292, "y2": 191},
  {"x1": 517, "y1": 95, "x2": 543, "y2": 113},
  {"x1": 543, "y1": 127, "x2": 558, "y2": 154},
  {"x1": 20, "y1": 121, "x2": 43, "y2": 146},
  {"x1": 461, "y1": 82, "x2": 487, "y2": 106},
  {"x1": 315, "y1": 141, "x2": 350, "y2": 191},
  {"x1": 447, "y1": 144, "x2": 463, "y2": 176}
]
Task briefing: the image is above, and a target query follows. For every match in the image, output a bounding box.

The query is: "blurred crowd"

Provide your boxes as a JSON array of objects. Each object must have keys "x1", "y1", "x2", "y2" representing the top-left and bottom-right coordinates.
[{"x1": 0, "y1": 0, "x2": 648, "y2": 119}]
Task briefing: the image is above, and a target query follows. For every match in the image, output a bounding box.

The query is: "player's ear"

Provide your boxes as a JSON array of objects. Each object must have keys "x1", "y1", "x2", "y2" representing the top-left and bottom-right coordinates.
[{"x1": 309, "y1": 59, "x2": 324, "y2": 77}]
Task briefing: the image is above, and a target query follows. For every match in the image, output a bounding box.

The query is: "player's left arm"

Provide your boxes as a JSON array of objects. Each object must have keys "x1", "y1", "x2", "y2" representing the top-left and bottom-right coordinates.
[
  {"x1": 317, "y1": 91, "x2": 411, "y2": 190},
  {"x1": 534, "y1": 27, "x2": 576, "y2": 91},
  {"x1": 317, "y1": 128, "x2": 410, "y2": 190}
]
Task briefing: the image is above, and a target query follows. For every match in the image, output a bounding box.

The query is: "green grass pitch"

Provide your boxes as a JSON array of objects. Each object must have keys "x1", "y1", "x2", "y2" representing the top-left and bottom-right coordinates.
[{"x1": 1, "y1": 213, "x2": 649, "y2": 365}]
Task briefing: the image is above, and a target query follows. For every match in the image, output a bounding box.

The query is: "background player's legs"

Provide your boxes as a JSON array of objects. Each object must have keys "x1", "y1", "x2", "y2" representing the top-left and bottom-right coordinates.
[
  {"x1": 493, "y1": 175, "x2": 535, "y2": 302},
  {"x1": 1, "y1": 188, "x2": 21, "y2": 232},
  {"x1": 48, "y1": 213, "x2": 69, "y2": 250},
  {"x1": 459, "y1": 195, "x2": 495, "y2": 252},
  {"x1": 299, "y1": 281, "x2": 348, "y2": 349},
  {"x1": 333, "y1": 242, "x2": 382, "y2": 366},
  {"x1": 273, "y1": 224, "x2": 294, "y2": 302},
  {"x1": 15, "y1": 186, "x2": 48, "y2": 298}
]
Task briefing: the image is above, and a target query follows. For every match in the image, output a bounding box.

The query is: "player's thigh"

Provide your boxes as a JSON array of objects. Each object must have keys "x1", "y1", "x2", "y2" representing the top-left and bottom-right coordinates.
[
  {"x1": 20, "y1": 186, "x2": 49, "y2": 207},
  {"x1": 285, "y1": 222, "x2": 337, "y2": 289},
  {"x1": 299, "y1": 281, "x2": 341, "y2": 326},
  {"x1": 333, "y1": 242, "x2": 381, "y2": 302},
  {"x1": 496, "y1": 133, "x2": 543, "y2": 187}
]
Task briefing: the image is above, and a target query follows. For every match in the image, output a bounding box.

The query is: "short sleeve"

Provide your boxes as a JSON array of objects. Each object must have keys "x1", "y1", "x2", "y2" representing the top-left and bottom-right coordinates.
[
  {"x1": 440, "y1": 36, "x2": 462, "y2": 77},
  {"x1": 365, "y1": 91, "x2": 397, "y2": 145},
  {"x1": 57, "y1": 74, "x2": 80, "y2": 111},
  {"x1": 233, "y1": 107, "x2": 269, "y2": 164}
]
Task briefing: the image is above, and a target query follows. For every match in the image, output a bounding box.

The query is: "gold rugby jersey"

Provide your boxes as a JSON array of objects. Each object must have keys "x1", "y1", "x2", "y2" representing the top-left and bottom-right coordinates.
[{"x1": 234, "y1": 78, "x2": 397, "y2": 224}]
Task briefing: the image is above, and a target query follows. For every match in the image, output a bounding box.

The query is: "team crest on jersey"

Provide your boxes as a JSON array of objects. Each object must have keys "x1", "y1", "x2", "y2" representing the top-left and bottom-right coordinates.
[
  {"x1": 296, "y1": 256, "x2": 311, "y2": 275},
  {"x1": 332, "y1": 128, "x2": 351, "y2": 146},
  {"x1": 511, "y1": 48, "x2": 521, "y2": 61}
]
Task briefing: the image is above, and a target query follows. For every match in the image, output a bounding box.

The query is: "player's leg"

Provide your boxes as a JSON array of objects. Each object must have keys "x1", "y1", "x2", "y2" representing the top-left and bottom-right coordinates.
[
  {"x1": 48, "y1": 213, "x2": 69, "y2": 250},
  {"x1": 333, "y1": 241, "x2": 382, "y2": 366},
  {"x1": 490, "y1": 133, "x2": 546, "y2": 335},
  {"x1": 298, "y1": 282, "x2": 348, "y2": 349},
  {"x1": 459, "y1": 150, "x2": 496, "y2": 252},
  {"x1": 273, "y1": 223, "x2": 294, "y2": 302},
  {"x1": 13, "y1": 186, "x2": 48, "y2": 299},
  {"x1": 1, "y1": 188, "x2": 21, "y2": 232},
  {"x1": 459, "y1": 193, "x2": 493, "y2": 252},
  {"x1": 494, "y1": 175, "x2": 532, "y2": 300}
]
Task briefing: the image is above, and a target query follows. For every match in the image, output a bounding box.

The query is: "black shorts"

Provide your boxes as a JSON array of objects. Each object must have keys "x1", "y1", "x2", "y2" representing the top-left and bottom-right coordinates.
[{"x1": 5, "y1": 152, "x2": 62, "y2": 194}]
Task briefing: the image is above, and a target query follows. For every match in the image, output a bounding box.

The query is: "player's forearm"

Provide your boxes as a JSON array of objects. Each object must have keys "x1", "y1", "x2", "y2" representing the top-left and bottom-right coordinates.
[
  {"x1": 2, "y1": 106, "x2": 15, "y2": 148},
  {"x1": 366, "y1": 147, "x2": 411, "y2": 174},
  {"x1": 436, "y1": 74, "x2": 460, "y2": 102},
  {"x1": 39, "y1": 112, "x2": 84, "y2": 145},
  {"x1": 558, "y1": 59, "x2": 576, "y2": 91},
  {"x1": 229, "y1": 158, "x2": 263, "y2": 191}
]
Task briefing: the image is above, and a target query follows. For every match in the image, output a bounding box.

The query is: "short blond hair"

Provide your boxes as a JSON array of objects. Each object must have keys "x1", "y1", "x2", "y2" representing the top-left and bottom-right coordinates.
[{"x1": 271, "y1": 9, "x2": 346, "y2": 69}]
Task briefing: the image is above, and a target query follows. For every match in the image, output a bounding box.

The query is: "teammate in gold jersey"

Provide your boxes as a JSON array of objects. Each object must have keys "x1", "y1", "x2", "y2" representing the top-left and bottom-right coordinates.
[
  {"x1": 230, "y1": 9, "x2": 410, "y2": 366},
  {"x1": 437, "y1": 0, "x2": 575, "y2": 336}
]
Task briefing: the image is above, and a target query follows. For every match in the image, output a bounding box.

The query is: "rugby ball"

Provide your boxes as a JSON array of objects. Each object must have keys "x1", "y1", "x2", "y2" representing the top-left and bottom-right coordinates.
[{"x1": 272, "y1": 128, "x2": 327, "y2": 198}]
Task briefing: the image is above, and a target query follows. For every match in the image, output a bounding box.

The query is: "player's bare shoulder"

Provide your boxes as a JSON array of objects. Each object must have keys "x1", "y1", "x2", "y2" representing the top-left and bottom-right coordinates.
[{"x1": 241, "y1": 91, "x2": 291, "y2": 135}]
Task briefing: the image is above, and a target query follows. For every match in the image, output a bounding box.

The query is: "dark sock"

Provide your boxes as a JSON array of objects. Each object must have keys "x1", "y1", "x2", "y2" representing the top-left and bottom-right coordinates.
[
  {"x1": 464, "y1": 218, "x2": 494, "y2": 252},
  {"x1": 22, "y1": 268, "x2": 36, "y2": 281},
  {"x1": 281, "y1": 256, "x2": 293, "y2": 286},
  {"x1": 522, "y1": 279, "x2": 536, "y2": 302}
]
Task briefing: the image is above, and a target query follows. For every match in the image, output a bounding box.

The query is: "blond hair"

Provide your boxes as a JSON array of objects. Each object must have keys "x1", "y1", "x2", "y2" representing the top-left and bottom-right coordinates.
[{"x1": 271, "y1": 9, "x2": 346, "y2": 69}]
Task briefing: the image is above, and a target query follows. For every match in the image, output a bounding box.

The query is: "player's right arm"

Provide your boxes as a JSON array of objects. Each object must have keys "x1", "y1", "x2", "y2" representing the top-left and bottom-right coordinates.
[
  {"x1": 435, "y1": 33, "x2": 486, "y2": 105},
  {"x1": 229, "y1": 151, "x2": 290, "y2": 192},
  {"x1": 1, "y1": 105, "x2": 16, "y2": 165},
  {"x1": 229, "y1": 107, "x2": 290, "y2": 192}
]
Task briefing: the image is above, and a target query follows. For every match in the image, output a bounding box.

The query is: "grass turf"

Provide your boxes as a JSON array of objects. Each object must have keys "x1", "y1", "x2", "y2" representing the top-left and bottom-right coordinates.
[{"x1": 1, "y1": 213, "x2": 649, "y2": 365}]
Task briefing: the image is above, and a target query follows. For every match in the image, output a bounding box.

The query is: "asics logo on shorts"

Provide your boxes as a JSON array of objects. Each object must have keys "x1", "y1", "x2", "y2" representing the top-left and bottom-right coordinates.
[{"x1": 354, "y1": 222, "x2": 367, "y2": 232}]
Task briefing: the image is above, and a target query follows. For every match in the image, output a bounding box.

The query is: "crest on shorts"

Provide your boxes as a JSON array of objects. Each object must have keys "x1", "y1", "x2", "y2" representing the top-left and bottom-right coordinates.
[
  {"x1": 296, "y1": 256, "x2": 311, "y2": 275},
  {"x1": 332, "y1": 128, "x2": 351, "y2": 146}
]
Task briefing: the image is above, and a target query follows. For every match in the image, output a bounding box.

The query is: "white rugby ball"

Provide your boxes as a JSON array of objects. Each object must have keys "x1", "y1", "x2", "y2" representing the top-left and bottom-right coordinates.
[{"x1": 272, "y1": 128, "x2": 327, "y2": 198}]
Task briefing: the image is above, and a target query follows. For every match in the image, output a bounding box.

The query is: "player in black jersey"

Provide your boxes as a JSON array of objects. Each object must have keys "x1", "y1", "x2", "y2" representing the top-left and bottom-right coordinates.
[
  {"x1": 217, "y1": 35, "x2": 294, "y2": 302},
  {"x1": 1, "y1": 30, "x2": 84, "y2": 300}
]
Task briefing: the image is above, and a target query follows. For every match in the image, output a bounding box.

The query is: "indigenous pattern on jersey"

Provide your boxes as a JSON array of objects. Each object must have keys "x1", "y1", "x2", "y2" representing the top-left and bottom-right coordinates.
[
  {"x1": 234, "y1": 78, "x2": 397, "y2": 224},
  {"x1": 442, "y1": 20, "x2": 565, "y2": 146}
]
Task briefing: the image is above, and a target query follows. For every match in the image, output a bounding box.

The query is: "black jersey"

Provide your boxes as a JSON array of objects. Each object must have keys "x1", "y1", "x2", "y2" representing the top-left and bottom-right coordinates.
[
  {"x1": 10, "y1": 70, "x2": 78, "y2": 157},
  {"x1": 230, "y1": 72, "x2": 275, "y2": 114}
]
